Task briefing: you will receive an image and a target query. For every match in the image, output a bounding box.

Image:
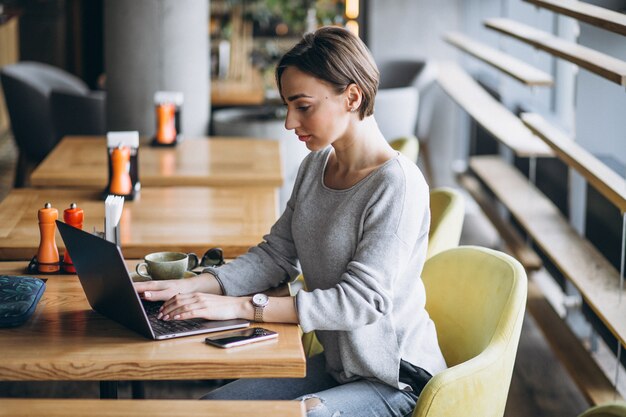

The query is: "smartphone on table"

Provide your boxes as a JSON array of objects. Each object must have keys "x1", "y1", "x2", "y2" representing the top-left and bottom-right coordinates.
[{"x1": 205, "y1": 327, "x2": 278, "y2": 348}]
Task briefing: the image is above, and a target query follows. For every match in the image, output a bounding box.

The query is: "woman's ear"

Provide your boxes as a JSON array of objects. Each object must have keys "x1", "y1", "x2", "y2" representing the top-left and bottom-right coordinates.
[{"x1": 345, "y1": 83, "x2": 363, "y2": 112}]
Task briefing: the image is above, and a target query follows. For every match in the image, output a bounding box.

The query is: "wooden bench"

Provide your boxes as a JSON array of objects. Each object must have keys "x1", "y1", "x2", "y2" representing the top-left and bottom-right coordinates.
[
  {"x1": 458, "y1": 174, "x2": 543, "y2": 272},
  {"x1": 524, "y1": 0, "x2": 626, "y2": 37},
  {"x1": 469, "y1": 155, "x2": 626, "y2": 346},
  {"x1": 0, "y1": 399, "x2": 305, "y2": 417},
  {"x1": 521, "y1": 112, "x2": 626, "y2": 213},
  {"x1": 484, "y1": 17, "x2": 626, "y2": 86},
  {"x1": 444, "y1": 32, "x2": 553, "y2": 86},
  {"x1": 436, "y1": 62, "x2": 553, "y2": 157}
]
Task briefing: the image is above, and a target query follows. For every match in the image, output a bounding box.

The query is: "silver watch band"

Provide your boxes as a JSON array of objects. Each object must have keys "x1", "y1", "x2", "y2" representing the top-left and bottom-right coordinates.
[{"x1": 254, "y1": 305, "x2": 265, "y2": 322}]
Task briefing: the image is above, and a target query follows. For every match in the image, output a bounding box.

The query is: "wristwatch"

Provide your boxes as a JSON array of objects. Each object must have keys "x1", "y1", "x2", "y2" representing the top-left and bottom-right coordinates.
[{"x1": 251, "y1": 293, "x2": 269, "y2": 322}]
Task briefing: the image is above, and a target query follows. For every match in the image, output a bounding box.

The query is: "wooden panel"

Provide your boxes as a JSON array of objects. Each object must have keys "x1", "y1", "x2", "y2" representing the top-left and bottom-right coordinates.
[
  {"x1": 522, "y1": 112, "x2": 626, "y2": 213},
  {"x1": 527, "y1": 280, "x2": 622, "y2": 405},
  {"x1": 0, "y1": 399, "x2": 305, "y2": 417},
  {"x1": 436, "y1": 62, "x2": 553, "y2": 157},
  {"x1": 524, "y1": 0, "x2": 626, "y2": 37},
  {"x1": 469, "y1": 155, "x2": 626, "y2": 347},
  {"x1": 31, "y1": 136, "x2": 284, "y2": 188},
  {"x1": 0, "y1": 15, "x2": 20, "y2": 135},
  {"x1": 0, "y1": 265, "x2": 305, "y2": 381},
  {"x1": 0, "y1": 187, "x2": 278, "y2": 260},
  {"x1": 485, "y1": 18, "x2": 626, "y2": 86},
  {"x1": 444, "y1": 32, "x2": 553, "y2": 86},
  {"x1": 211, "y1": 71, "x2": 265, "y2": 107}
]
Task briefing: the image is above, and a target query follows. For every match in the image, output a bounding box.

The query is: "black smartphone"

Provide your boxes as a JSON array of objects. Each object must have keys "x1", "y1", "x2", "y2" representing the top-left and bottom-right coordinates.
[{"x1": 205, "y1": 327, "x2": 278, "y2": 348}]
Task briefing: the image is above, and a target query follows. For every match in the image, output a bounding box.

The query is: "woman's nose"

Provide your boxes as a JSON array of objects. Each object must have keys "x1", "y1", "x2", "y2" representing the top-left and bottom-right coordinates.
[{"x1": 284, "y1": 110, "x2": 298, "y2": 131}]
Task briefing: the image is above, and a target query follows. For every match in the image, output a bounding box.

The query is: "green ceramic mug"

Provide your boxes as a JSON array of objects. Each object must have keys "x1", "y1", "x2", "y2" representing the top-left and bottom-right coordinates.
[{"x1": 135, "y1": 251, "x2": 199, "y2": 280}]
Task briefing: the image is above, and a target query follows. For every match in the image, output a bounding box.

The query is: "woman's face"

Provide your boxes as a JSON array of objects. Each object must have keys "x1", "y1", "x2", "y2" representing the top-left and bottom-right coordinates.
[{"x1": 280, "y1": 66, "x2": 353, "y2": 151}]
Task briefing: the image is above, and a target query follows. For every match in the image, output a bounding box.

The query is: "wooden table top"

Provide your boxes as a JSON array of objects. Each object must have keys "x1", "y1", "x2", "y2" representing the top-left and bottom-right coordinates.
[
  {"x1": 0, "y1": 262, "x2": 305, "y2": 382},
  {"x1": 0, "y1": 399, "x2": 305, "y2": 417},
  {"x1": 30, "y1": 136, "x2": 283, "y2": 188},
  {"x1": 0, "y1": 187, "x2": 278, "y2": 260}
]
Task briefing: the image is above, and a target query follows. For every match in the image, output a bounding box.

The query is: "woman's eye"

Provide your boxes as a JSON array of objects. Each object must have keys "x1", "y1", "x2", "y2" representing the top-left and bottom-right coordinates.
[{"x1": 297, "y1": 105, "x2": 310, "y2": 112}]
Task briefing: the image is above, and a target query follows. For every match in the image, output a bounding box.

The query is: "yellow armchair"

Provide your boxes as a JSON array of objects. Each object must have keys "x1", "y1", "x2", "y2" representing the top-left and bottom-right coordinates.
[
  {"x1": 414, "y1": 246, "x2": 527, "y2": 417},
  {"x1": 427, "y1": 187, "x2": 464, "y2": 260},
  {"x1": 578, "y1": 402, "x2": 626, "y2": 417}
]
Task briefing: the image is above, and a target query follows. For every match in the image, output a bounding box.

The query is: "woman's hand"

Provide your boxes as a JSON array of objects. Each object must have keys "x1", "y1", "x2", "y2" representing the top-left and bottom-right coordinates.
[
  {"x1": 133, "y1": 278, "x2": 196, "y2": 302},
  {"x1": 133, "y1": 273, "x2": 224, "y2": 301},
  {"x1": 157, "y1": 293, "x2": 252, "y2": 322}
]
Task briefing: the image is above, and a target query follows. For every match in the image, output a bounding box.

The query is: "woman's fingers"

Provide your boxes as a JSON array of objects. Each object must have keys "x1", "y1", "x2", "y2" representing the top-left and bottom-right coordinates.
[
  {"x1": 159, "y1": 294, "x2": 207, "y2": 320},
  {"x1": 158, "y1": 293, "x2": 238, "y2": 321},
  {"x1": 133, "y1": 280, "x2": 182, "y2": 301}
]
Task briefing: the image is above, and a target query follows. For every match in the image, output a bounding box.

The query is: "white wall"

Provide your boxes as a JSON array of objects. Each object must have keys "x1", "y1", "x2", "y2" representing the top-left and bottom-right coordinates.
[
  {"x1": 368, "y1": 0, "x2": 464, "y2": 187},
  {"x1": 368, "y1": 0, "x2": 461, "y2": 63}
]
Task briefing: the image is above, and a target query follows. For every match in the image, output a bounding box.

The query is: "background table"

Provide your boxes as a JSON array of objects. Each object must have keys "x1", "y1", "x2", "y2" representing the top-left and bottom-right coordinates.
[
  {"x1": 30, "y1": 136, "x2": 283, "y2": 188},
  {"x1": 0, "y1": 262, "x2": 305, "y2": 385},
  {"x1": 211, "y1": 77, "x2": 266, "y2": 107},
  {"x1": 0, "y1": 187, "x2": 278, "y2": 260}
]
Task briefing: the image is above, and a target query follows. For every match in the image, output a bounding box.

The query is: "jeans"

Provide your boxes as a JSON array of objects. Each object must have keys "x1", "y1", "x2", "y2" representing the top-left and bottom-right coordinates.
[{"x1": 201, "y1": 354, "x2": 418, "y2": 417}]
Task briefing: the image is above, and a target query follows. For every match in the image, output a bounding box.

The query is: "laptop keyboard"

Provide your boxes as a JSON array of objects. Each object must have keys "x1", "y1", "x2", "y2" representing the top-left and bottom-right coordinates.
[{"x1": 142, "y1": 300, "x2": 207, "y2": 335}]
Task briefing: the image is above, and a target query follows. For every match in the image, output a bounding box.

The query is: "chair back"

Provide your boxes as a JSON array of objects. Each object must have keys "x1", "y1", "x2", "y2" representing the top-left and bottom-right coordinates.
[
  {"x1": 374, "y1": 86, "x2": 419, "y2": 140},
  {"x1": 427, "y1": 187, "x2": 464, "y2": 259},
  {"x1": 1, "y1": 61, "x2": 89, "y2": 162},
  {"x1": 379, "y1": 60, "x2": 427, "y2": 89},
  {"x1": 579, "y1": 402, "x2": 626, "y2": 417},
  {"x1": 414, "y1": 246, "x2": 527, "y2": 417},
  {"x1": 390, "y1": 135, "x2": 419, "y2": 163}
]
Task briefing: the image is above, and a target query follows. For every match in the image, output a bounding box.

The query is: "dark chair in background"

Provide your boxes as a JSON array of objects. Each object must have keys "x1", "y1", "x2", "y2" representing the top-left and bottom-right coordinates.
[{"x1": 0, "y1": 61, "x2": 106, "y2": 187}]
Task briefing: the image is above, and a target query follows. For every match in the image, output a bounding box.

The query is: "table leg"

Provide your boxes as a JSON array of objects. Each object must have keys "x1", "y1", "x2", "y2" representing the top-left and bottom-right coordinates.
[{"x1": 100, "y1": 381, "x2": 118, "y2": 399}]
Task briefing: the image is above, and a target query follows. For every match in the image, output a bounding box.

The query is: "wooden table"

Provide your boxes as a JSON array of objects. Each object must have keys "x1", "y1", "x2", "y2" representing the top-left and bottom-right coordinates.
[
  {"x1": 0, "y1": 399, "x2": 306, "y2": 417},
  {"x1": 30, "y1": 136, "x2": 283, "y2": 188},
  {"x1": 0, "y1": 187, "x2": 278, "y2": 260},
  {"x1": 0, "y1": 262, "x2": 305, "y2": 395}
]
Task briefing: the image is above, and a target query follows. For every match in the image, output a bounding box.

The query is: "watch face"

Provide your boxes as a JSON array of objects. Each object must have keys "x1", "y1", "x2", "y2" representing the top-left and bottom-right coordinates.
[{"x1": 252, "y1": 293, "x2": 269, "y2": 306}]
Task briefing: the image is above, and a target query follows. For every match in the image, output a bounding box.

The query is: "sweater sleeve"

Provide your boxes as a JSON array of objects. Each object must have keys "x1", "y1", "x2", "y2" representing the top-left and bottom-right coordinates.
[
  {"x1": 295, "y1": 164, "x2": 430, "y2": 333},
  {"x1": 202, "y1": 155, "x2": 315, "y2": 296}
]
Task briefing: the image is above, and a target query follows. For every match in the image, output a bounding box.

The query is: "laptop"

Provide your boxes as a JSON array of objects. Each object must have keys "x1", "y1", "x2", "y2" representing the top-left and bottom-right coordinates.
[{"x1": 56, "y1": 220, "x2": 249, "y2": 340}]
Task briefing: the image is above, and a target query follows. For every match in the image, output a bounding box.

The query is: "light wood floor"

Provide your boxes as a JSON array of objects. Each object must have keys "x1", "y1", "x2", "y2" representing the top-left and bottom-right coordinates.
[{"x1": 0, "y1": 133, "x2": 594, "y2": 416}]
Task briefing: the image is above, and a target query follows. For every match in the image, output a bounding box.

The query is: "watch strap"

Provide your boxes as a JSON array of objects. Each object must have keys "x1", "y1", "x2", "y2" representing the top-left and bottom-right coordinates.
[{"x1": 254, "y1": 304, "x2": 265, "y2": 322}]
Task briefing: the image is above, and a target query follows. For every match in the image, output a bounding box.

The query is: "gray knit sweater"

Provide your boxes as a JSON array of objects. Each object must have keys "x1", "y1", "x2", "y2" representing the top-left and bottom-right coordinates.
[{"x1": 207, "y1": 146, "x2": 447, "y2": 390}]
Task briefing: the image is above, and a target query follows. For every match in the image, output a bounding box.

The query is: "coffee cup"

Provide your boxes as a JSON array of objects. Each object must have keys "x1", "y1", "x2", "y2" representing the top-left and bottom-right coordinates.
[{"x1": 135, "y1": 251, "x2": 199, "y2": 280}]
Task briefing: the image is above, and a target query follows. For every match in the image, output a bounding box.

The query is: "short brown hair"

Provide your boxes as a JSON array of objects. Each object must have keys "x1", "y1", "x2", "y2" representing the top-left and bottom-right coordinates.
[{"x1": 275, "y1": 26, "x2": 379, "y2": 120}]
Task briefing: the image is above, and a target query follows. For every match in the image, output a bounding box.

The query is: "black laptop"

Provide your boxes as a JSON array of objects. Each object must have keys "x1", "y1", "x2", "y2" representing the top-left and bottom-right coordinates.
[{"x1": 56, "y1": 220, "x2": 249, "y2": 340}]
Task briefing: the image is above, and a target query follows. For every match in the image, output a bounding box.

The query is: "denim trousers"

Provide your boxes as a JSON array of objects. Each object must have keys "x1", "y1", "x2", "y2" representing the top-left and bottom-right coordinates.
[{"x1": 201, "y1": 354, "x2": 418, "y2": 417}]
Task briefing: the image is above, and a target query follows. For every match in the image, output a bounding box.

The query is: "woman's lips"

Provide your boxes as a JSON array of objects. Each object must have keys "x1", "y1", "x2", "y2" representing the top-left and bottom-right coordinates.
[{"x1": 298, "y1": 135, "x2": 312, "y2": 142}]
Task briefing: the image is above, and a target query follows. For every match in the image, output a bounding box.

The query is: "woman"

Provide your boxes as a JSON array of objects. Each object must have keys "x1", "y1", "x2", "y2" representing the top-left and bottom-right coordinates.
[{"x1": 134, "y1": 26, "x2": 446, "y2": 417}]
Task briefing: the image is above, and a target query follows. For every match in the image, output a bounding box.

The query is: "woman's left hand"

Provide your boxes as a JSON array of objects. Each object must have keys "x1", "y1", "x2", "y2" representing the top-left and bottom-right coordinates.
[{"x1": 157, "y1": 293, "x2": 252, "y2": 322}]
